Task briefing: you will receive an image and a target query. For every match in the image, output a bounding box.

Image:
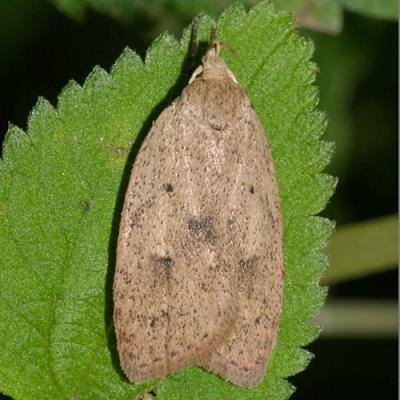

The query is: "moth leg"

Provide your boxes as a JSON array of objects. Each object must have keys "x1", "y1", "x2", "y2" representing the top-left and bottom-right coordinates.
[{"x1": 189, "y1": 65, "x2": 204, "y2": 84}]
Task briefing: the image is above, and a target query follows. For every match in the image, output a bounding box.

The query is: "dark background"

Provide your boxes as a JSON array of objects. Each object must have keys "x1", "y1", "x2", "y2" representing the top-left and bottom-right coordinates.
[{"x1": 0, "y1": 1, "x2": 397, "y2": 399}]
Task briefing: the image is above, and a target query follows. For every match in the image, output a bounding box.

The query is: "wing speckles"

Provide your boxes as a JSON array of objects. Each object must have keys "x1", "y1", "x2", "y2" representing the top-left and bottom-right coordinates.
[{"x1": 187, "y1": 216, "x2": 217, "y2": 243}]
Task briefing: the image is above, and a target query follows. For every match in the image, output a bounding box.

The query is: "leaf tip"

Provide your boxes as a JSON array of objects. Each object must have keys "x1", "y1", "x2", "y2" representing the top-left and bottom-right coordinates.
[{"x1": 111, "y1": 46, "x2": 144, "y2": 78}]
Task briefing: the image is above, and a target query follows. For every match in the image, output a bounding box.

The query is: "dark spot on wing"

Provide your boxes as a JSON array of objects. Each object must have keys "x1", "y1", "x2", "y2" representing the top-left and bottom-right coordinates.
[
  {"x1": 152, "y1": 256, "x2": 174, "y2": 269},
  {"x1": 187, "y1": 216, "x2": 216, "y2": 243},
  {"x1": 163, "y1": 183, "x2": 174, "y2": 192},
  {"x1": 238, "y1": 256, "x2": 260, "y2": 293},
  {"x1": 238, "y1": 256, "x2": 259, "y2": 271}
]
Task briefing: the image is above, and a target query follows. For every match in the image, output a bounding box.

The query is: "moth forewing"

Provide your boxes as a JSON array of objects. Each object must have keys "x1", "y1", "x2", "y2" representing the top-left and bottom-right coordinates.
[{"x1": 114, "y1": 41, "x2": 283, "y2": 387}]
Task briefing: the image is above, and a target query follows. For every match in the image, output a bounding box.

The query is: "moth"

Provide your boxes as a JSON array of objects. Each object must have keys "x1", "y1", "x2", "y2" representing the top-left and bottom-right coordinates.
[{"x1": 113, "y1": 40, "x2": 283, "y2": 388}]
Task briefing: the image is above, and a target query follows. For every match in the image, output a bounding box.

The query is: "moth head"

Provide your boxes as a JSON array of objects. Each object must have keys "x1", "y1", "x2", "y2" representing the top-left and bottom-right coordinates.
[{"x1": 200, "y1": 40, "x2": 238, "y2": 83}]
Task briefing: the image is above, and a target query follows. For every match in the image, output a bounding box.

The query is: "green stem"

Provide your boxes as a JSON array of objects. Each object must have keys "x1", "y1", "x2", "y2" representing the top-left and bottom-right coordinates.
[
  {"x1": 316, "y1": 299, "x2": 397, "y2": 337},
  {"x1": 322, "y1": 214, "x2": 398, "y2": 285}
]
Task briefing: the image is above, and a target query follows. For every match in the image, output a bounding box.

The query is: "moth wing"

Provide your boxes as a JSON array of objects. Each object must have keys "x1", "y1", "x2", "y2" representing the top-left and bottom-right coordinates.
[
  {"x1": 200, "y1": 106, "x2": 283, "y2": 387},
  {"x1": 114, "y1": 98, "x2": 238, "y2": 383}
]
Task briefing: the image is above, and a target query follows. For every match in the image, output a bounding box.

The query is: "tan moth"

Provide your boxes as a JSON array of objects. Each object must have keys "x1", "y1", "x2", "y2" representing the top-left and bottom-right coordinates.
[{"x1": 113, "y1": 40, "x2": 283, "y2": 388}]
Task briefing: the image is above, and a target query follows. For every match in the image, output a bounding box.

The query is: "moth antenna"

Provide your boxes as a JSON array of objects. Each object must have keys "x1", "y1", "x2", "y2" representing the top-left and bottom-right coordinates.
[
  {"x1": 210, "y1": 24, "x2": 217, "y2": 42},
  {"x1": 207, "y1": 40, "x2": 237, "y2": 58},
  {"x1": 209, "y1": 25, "x2": 235, "y2": 55},
  {"x1": 186, "y1": 17, "x2": 204, "y2": 74},
  {"x1": 190, "y1": 18, "x2": 199, "y2": 60}
]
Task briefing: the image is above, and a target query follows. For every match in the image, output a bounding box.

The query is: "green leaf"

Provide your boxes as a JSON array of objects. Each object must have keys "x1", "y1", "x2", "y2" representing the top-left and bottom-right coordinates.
[
  {"x1": 50, "y1": 0, "x2": 86, "y2": 20},
  {"x1": 340, "y1": 0, "x2": 398, "y2": 20},
  {"x1": 0, "y1": 2, "x2": 335, "y2": 399},
  {"x1": 49, "y1": 0, "x2": 397, "y2": 35},
  {"x1": 272, "y1": 0, "x2": 342, "y2": 33},
  {"x1": 310, "y1": 29, "x2": 370, "y2": 176},
  {"x1": 50, "y1": 0, "x2": 342, "y2": 33},
  {"x1": 50, "y1": 0, "x2": 144, "y2": 22}
]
